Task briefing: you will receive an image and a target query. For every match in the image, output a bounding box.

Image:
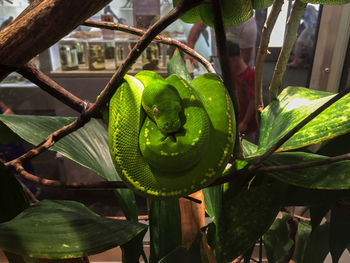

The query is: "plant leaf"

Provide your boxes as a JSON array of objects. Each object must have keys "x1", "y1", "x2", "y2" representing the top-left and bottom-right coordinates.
[
  {"x1": 310, "y1": 205, "x2": 330, "y2": 230},
  {"x1": 0, "y1": 163, "x2": 29, "y2": 223},
  {"x1": 317, "y1": 132, "x2": 350, "y2": 157},
  {"x1": 252, "y1": 0, "x2": 274, "y2": 9},
  {"x1": 0, "y1": 115, "x2": 138, "y2": 225},
  {"x1": 0, "y1": 200, "x2": 147, "y2": 259},
  {"x1": 294, "y1": 221, "x2": 312, "y2": 263},
  {"x1": 256, "y1": 87, "x2": 350, "y2": 156},
  {"x1": 149, "y1": 199, "x2": 182, "y2": 263},
  {"x1": 167, "y1": 50, "x2": 192, "y2": 83},
  {"x1": 330, "y1": 203, "x2": 350, "y2": 262},
  {"x1": 214, "y1": 183, "x2": 284, "y2": 262},
  {"x1": 302, "y1": 222, "x2": 330, "y2": 263},
  {"x1": 263, "y1": 214, "x2": 294, "y2": 263},
  {"x1": 0, "y1": 115, "x2": 118, "y2": 181},
  {"x1": 264, "y1": 151, "x2": 350, "y2": 190}
]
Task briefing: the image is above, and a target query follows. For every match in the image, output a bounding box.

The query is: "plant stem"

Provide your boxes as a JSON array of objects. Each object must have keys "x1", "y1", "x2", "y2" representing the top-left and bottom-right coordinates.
[
  {"x1": 211, "y1": 0, "x2": 243, "y2": 159},
  {"x1": 268, "y1": 0, "x2": 307, "y2": 101},
  {"x1": 255, "y1": 0, "x2": 284, "y2": 114},
  {"x1": 83, "y1": 19, "x2": 214, "y2": 73}
]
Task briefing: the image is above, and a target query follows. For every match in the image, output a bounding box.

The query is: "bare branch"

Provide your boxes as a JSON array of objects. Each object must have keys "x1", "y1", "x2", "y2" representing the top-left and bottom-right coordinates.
[
  {"x1": 0, "y1": 0, "x2": 113, "y2": 81},
  {"x1": 83, "y1": 19, "x2": 215, "y2": 73},
  {"x1": 17, "y1": 63, "x2": 87, "y2": 113},
  {"x1": 255, "y1": 0, "x2": 284, "y2": 113},
  {"x1": 269, "y1": 0, "x2": 307, "y2": 101}
]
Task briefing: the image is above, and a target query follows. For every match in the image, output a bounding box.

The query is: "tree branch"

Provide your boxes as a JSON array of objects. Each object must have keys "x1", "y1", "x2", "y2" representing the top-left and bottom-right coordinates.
[
  {"x1": 255, "y1": 0, "x2": 284, "y2": 113},
  {"x1": 83, "y1": 19, "x2": 214, "y2": 73},
  {"x1": 211, "y1": 0, "x2": 243, "y2": 159},
  {"x1": 268, "y1": 0, "x2": 306, "y2": 101},
  {"x1": 0, "y1": 0, "x2": 113, "y2": 82},
  {"x1": 17, "y1": 63, "x2": 87, "y2": 114}
]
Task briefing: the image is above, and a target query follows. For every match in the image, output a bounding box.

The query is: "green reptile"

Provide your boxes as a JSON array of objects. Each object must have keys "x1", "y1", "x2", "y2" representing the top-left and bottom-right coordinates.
[{"x1": 108, "y1": 70, "x2": 235, "y2": 198}]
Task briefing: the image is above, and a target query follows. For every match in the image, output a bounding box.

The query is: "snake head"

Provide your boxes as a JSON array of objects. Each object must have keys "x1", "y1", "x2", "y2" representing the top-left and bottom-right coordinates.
[{"x1": 142, "y1": 81, "x2": 182, "y2": 134}]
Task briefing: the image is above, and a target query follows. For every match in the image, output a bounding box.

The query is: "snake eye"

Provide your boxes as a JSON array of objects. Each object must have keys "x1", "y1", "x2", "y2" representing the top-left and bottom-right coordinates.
[{"x1": 153, "y1": 107, "x2": 159, "y2": 116}]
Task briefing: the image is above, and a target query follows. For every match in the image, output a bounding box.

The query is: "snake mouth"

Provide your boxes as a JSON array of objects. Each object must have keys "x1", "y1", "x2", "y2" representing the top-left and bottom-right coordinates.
[{"x1": 160, "y1": 127, "x2": 186, "y2": 143}]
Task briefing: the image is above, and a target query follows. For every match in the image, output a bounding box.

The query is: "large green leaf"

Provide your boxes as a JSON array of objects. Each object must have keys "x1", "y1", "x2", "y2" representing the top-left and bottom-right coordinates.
[
  {"x1": 214, "y1": 183, "x2": 283, "y2": 262},
  {"x1": 264, "y1": 151, "x2": 350, "y2": 190},
  {"x1": 252, "y1": 0, "x2": 274, "y2": 9},
  {"x1": 0, "y1": 115, "x2": 137, "y2": 221},
  {"x1": 330, "y1": 203, "x2": 350, "y2": 262},
  {"x1": 167, "y1": 50, "x2": 192, "y2": 83},
  {"x1": 0, "y1": 163, "x2": 29, "y2": 223},
  {"x1": 149, "y1": 199, "x2": 182, "y2": 263},
  {"x1": 263, "y1": 214, "x2": 294, "y2": 263},
  {"x1": 173, "y1": 0, "x2": 253, "y2": 27},
  {"x1": 0, "y1": 200, "x2": 147, "y2": 259},
  {"x1": 255, "y1": 87, "x2": 350, "y2": 156},
  {"x1": 0, "y1": 115, "x2": 118, "y2": 181},
  {"x1": 294, "y1": 222, "x2": 312, "y2": 263},
  {"x1": 302, "y1": 222, "x2": 330, "y2": 263}
]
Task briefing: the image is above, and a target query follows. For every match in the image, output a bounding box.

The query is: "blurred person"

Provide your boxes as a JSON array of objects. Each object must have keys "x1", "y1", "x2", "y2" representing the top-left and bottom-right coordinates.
[
  {"x1": 186, "y1": 17, "x2": 257, "y2": 73},
  {"x1": 288, "y1": 5, "x2": 319, "y2": 68},
  {"x1": 227, "y1": 40, "x2": 258, "y2": 143}
]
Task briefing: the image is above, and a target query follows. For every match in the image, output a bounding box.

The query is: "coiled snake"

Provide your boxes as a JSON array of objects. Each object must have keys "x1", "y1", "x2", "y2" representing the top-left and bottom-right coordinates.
[{"x1": 108, "y1": 71, "x2": 235, "y2": 198}]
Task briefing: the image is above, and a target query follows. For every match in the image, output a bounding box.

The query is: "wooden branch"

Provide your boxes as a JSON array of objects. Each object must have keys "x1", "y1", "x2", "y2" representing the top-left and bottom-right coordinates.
[
  {"x1": 255, "y1": 0, "x2": 284, "y2": 113},
  {"x1": 83, "y1": 19, "x2": 215, "y2": 73},
  {"x1": 17, "y1": 63, "x2": 86, "y2": 113},
  {"x1": 0, "y1": 0, "x2": 113, "y2": 82},
  {"x1": 268, "y1": 0, "x2": 307, "y2": 101},
  {"x1": 210, "y1": 0, "x2": 243, "y2": 159}
]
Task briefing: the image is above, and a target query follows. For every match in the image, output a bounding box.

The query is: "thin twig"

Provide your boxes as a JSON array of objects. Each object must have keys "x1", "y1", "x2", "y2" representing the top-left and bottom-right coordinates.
[
  {"x1": 83, "y1": 19, "x2": 214, "y2": 73},
  {"x1": 255, "y1": 0, "x2": 284, "y2": 114},
  {"x1": 269, "y1": 0, "x2": 307, "y2": 101},
  {"x1": 211, "y1": 0, "x2": 242, "y2": 159},
  {"x1": 232, "y1": 255, "x2": 244, "y2": 263},
  {"x1": 17, "y1": 63, "x2": 87, "y2": 114},
  {"x1": 280, "y1": 208, "x2": 311, "y2": 221}
]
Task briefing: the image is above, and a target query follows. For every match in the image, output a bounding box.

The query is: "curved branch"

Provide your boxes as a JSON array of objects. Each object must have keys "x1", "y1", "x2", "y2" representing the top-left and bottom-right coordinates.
[
  {"x1": 269, "y1": 0, "x2": 307, "y2": 101},
  {"x1": 0, "y1": 0, "x2": 113, "y2": 82},
  {"x1": 17, "y1": 63, "x2": 87, "y2": 113},
  {"x1": 255, "y1": 0, "x2": 284, "y2": 113},
  {"x1": 83, "y1": 19, "x2": 215, "y2": 73},
  {"x1": 86, "y1": 0, "x2": 203, "y2": 117}
]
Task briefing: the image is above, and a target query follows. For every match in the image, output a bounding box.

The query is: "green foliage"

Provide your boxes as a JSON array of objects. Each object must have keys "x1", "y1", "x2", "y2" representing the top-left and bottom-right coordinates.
[
  {"x1": 0, "y1": 200, "x2": 147, "y2": 259},
  {"x1": 330, "y1": 203, "x2": 350, "y2": 262},
  {"x1": 263, "y1": 214, "x2": 294, "y2": 263},
  {"x1": 264, "y1": 151, "x2": 350, "y2": 189},
  {"x1": 255, "y1": 87, "x2": 350, "y2": 156},
  {"x1": 149, "y1": 199, "x2": 182, "y2": 263}
]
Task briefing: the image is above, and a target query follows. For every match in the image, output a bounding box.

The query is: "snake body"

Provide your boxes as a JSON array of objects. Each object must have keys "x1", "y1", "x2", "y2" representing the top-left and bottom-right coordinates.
[{"x1": 108, "y1": 71, "x2": 235, "y2": 198}]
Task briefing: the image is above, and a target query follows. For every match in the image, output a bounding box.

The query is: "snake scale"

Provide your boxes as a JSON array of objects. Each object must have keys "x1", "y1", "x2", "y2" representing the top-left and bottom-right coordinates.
[{"x1": 108, "y1": 70, "x2": 235, "y2": 198}]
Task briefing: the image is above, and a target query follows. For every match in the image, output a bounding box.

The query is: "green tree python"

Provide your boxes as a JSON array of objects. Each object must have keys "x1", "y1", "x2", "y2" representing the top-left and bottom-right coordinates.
[{"x1": 108, "y1": 70, "x2": 235, "y2": 198}]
